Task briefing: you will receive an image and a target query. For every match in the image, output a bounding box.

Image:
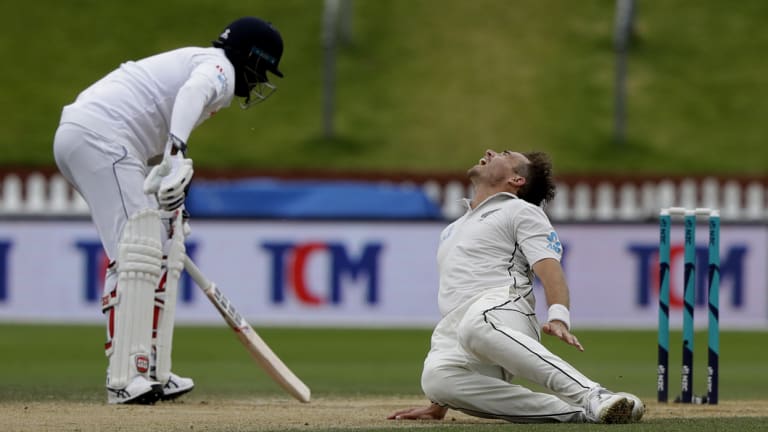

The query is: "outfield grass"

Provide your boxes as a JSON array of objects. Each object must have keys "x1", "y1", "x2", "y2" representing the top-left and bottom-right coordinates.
[
  {"x1": 2, "y1": 1, "x2": 767, "y2": 175},
  {"x1": 1, "y1": 325, "x2": 765, "y2": 401},
  {"x1": 2, "y1": 325, "x2": 766, "y2": 431}
]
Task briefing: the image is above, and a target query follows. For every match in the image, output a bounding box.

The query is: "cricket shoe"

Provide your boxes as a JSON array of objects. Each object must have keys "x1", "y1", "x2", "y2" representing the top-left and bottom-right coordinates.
[
  {"x1": 584, "y1": 386, "x2": 634, "y2": 424},
  {"x1": 618, "y1": 392, "x2": 646, "y2": 422},
  {"x1": 160, "y1": 372, "x2": 195, "y2": 401},
  {"x1": 107, "y1": 375, "x2": 162, "y2": 405}
]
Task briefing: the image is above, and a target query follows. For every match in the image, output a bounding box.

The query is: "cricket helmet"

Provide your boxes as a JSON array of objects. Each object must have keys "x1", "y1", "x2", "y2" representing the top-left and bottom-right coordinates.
[{"x1": 213, "y1": 17, "x2": 284, "y2": 107}]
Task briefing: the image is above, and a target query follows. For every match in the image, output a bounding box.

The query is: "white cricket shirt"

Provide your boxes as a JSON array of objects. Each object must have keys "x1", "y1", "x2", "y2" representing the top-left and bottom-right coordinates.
[
  {"x1": 436, "y1": 192, "x2": 563, "y2": 316},
  {"x1": 59, "y1": 47, "x2": 236, "y2": 163}
]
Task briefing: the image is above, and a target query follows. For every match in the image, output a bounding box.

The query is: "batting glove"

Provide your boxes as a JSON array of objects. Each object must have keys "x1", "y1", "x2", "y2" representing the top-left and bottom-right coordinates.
[{"x1": 144, "y1": 137, "x2": 194, "y2": 211}]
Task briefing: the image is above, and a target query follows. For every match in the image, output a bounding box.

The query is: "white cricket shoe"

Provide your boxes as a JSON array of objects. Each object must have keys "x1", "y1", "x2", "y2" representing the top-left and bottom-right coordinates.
[
  {"x1": 618, "y1": 392, "x2": 646, "y2": 422},
  {"x1": 160, "y1": 372, "x2": 195, "y2": 401},
  {"x1": 107, "y1": 375, "x2": 162, "y2": 405},
  {"x1": 584, "y1": 387, "x2": 634, "y2": 424}
]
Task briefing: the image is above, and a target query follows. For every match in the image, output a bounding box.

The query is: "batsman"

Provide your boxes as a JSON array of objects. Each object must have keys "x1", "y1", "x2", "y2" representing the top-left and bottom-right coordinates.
[{"x1": 52, "y1": 17, "x2": 284, "y2": 404}]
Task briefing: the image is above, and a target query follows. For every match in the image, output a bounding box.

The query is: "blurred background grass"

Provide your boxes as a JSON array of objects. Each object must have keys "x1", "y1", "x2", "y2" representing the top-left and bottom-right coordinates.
[{"x1": 1, "y1": 0, "x2": 767, "y2": 175}]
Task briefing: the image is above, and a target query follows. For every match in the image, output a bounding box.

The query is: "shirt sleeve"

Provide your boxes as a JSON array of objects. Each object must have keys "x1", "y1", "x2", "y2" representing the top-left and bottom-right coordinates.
[
  {"x1": 168, "y1": 62, "x2": 229, "y2": 144},
  {"x1": 514, "y1": 205, "x2": 563, "y2": 265}
]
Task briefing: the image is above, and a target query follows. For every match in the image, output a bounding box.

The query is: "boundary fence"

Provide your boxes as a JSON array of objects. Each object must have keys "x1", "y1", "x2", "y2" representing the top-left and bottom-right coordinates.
[{"x1": 0, "y1": 169, "x2": 765, "y2": 222}]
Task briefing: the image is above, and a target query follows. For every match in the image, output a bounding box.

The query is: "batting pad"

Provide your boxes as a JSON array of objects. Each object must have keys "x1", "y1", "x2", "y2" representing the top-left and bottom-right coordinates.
[
  {"x1": 107, "y1": 209, "x2": 163, "y2": 389},
  {"x1": 153, "y1": 211, "x2": 186, "y2": 384}
]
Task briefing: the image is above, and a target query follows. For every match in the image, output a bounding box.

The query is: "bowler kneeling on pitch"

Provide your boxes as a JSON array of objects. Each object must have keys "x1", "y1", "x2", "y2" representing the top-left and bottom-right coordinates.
[{"x1": 388, "y1": 150, "x2": 645, "y2": 424}]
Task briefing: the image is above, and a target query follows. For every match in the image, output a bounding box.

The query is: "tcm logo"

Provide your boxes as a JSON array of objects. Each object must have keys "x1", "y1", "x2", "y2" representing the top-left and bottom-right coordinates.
[
  {"x1": 262, "y1": 241, "x2": 383, "y2": 306},
  {"x1": 629, "y1": 243, "x2": 747, "y2": 308},
  {"x1": 76, "y1": 241, "x2": 198, "y2": 303}
]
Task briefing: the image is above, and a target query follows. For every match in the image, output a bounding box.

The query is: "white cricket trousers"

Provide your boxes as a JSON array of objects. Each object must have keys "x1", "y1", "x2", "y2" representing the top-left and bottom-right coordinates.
[
  {"x1": 53, "y1": 122, "x2": 155, "y2": 262},
  {"x1": 420, "y1": 286, "x2": 597, "y2": 423}
]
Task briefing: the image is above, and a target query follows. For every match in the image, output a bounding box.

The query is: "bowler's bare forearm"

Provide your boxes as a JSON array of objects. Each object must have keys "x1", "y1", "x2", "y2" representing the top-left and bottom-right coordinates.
[{"x1": 532, "y1": 258, "x2": 570, "y2": 308}]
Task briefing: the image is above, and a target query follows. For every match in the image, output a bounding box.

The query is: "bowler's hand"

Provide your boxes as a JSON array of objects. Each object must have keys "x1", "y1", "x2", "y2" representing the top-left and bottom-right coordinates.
[
  {"x1": 387, "y1": 403, "x2": 448, "y2": 420},
  {"x1": 543, "y1": 320, "x2": 584, "y2": 351}
]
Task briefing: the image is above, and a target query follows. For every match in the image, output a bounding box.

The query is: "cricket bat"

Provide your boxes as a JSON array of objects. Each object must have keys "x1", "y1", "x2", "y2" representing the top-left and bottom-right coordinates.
[{"x1": 183, "y1": 256, "x2": 311, "y2": 403}]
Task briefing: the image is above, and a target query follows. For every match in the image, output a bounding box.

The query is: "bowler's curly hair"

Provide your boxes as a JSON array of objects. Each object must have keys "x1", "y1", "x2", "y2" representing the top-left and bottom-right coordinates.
[{"x1": 516, "y1": 152, "x2": 557, "y2": 207}]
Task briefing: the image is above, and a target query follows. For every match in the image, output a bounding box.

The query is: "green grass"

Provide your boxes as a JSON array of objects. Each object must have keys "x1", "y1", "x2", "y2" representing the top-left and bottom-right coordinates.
[
  {"x1": 2, "y1": 325, "x2": 766, "y2": 431},
  {"x1": 2, "y1": 1, "x2": 768, "y2": 175},
  {"x1": 0, "y1": 325, "x2": 430, "y2": 401},
  {"x1": 1, "y1": 325, "x2": 765, "y2": 401}
]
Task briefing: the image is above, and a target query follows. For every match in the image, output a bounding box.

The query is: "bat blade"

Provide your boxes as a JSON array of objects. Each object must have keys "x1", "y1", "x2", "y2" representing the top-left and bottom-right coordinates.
[{"x1": 184, "y1": 256, "x2": 311, "y2": 403}]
